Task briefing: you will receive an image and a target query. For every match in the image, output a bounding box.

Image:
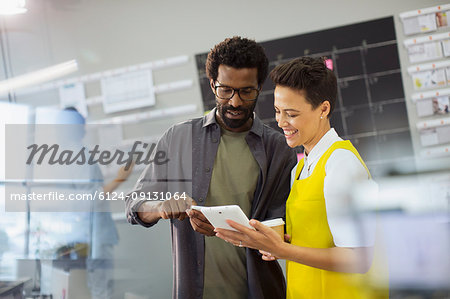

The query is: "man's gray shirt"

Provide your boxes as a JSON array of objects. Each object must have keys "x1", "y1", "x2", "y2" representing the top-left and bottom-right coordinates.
[{"x1": 125, "y1": 109, "x2": 297, "y2": 299}]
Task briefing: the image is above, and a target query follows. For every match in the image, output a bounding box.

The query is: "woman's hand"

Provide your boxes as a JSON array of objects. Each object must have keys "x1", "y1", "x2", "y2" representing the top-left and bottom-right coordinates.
[
  {"x1": 259, "y1": 250, "x2": 276, "y2": 261},
  {"x1": 214, "y1": 219, "x2": 286, "y2": 256},
  {"x1": 259, "y1": 234, "x2": 291, "y2": 261}
]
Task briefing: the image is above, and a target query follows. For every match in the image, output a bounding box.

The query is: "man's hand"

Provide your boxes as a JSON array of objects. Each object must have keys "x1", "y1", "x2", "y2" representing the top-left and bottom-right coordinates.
[
  {"x1": 186, "y1": 209, "x2": 215, "y2": 236},
  {"x1": 137, "y1": 196, "x2": 196, "y2": 223},
  {"x1": 159, "y1": 196, "x2": 196, "y2": 220}
]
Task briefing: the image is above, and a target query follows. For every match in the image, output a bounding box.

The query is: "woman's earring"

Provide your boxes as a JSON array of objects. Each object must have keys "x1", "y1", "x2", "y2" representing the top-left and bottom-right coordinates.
[{"x1": 320, "y1": 116, "x2": 323, "y2": 119}]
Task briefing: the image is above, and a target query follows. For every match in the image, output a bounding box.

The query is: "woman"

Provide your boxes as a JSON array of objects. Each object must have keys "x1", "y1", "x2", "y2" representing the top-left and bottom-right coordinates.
[{"x1": 215, "y1": 57, "x2": 388, "y2": 298}]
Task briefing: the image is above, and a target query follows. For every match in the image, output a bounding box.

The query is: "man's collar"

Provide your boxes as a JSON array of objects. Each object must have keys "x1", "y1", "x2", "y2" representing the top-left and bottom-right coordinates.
[
  {"x1": 202, "y1": 107, "x2": 264, "y2": 137},
  {"x1": 250, "y1": 113, "x2": 263, "y2": 137},
  {"x1": 202, "y1": 108, "x2": 218, "y2": 127}
]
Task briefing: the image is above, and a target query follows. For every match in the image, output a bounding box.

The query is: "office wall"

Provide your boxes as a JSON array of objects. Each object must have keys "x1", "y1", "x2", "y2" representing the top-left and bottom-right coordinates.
[
  {"x1": 1, "y1": 0, "x2": 448, "y2": 297},
  {"x1": 3, "y1": 0, "x2": 450, "y2": 164}
]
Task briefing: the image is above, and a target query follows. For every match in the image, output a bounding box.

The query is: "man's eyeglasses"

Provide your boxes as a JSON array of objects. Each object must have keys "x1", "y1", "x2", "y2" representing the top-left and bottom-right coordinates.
[{"x1": 214, "y1": 82, "x2": 260, "y2": 102}]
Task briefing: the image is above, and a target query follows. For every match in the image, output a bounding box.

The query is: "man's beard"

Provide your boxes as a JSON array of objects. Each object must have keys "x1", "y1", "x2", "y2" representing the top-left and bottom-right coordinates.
[{"x1": 217, "y1": 101, "x2": 256, "y2": 129}]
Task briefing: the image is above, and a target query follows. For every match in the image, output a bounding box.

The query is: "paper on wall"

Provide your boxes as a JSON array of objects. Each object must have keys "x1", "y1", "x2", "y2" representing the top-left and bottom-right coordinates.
[
  {"x1": 412, "y1": 69, "x2": 447, "y2": 90},
  {"x1": 407, "y1": 41, "x2": 443, "y2": 63},
  {"x1": 402, "y1": 13, "x2": 437, "y2": 35},
  {"x1": 420, "y1": 128, "x2": 439, "y2": 147}
]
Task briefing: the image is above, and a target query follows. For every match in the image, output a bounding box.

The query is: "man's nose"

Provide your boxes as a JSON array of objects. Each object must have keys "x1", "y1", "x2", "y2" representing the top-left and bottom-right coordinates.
[{"x1": 228, "y1": 91, "x2": 243, "y2": 108}]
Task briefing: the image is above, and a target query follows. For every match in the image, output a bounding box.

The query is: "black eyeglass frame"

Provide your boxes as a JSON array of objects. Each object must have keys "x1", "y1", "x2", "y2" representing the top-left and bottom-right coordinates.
[{"x1": 213, "y1": 81, "x2": 260, "y2": 102}]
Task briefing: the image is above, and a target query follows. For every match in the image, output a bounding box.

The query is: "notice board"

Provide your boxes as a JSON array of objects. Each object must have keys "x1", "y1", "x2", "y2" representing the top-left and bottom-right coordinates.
[{"x1": 196, "y1": 17, "x2": 414, "y2": 176}]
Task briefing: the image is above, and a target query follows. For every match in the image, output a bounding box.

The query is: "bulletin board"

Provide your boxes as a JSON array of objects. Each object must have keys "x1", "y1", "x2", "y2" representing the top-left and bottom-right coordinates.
[
  {"x1": 399, "y1": 4, "x2": 450, "y2": 159},
  {"x1": 195, "y1": 17, "x2": 414, "y2": 176}
]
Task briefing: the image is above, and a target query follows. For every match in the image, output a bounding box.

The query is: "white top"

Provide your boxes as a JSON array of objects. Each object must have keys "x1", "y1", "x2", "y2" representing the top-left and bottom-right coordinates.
[{"x1": 290, "y1": 128, "x2": 375, "y2": 247}]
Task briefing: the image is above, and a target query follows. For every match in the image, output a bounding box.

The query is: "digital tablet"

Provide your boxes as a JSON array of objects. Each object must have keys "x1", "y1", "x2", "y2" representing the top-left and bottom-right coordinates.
[{"x1": 191, "y1": 205, "x2": 254, "y2": 231}]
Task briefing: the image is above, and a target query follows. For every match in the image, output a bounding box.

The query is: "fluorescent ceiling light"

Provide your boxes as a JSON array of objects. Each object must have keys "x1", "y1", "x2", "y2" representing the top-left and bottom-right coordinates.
[
  {"x1": 0, "y1": 60, "x2": 78, "y2": 96},
  {"x1": 0, "y1": 0, "x2": 27, "y2": 15}
]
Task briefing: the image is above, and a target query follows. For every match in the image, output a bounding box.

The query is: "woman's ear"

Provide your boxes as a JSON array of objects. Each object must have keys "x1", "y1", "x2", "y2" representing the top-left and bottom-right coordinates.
[{"x1": 321, "y1": 100, "x2": 331, "y2": 118}]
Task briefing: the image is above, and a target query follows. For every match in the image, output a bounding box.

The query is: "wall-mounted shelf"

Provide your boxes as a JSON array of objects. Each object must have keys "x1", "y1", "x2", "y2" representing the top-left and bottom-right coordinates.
[
  {"x1": 404, "y1": 31, "x2": 450, "y2": 46},
  {"x1": 416, "y1": 116, "x2": 450, "y2": 130},
  {"x1": 16, "y1": 55, "x2": 190, "y2": 96},
  {"x1": 420, "y1": 145, "x2": 450, "y2": 158},
  {"x1": 411, "y1": 87, "x2": 450, "y2": 102},
  {"x1": 84, "y1": 79, "x2": 193, "y2": 107},
  {"x1": 88, "y1": 104, "x2": 197, "y2": 125},
  {"x1": 399, "y1": 4, "x2": 450, "y2": 19},
  {"x1": 407, "y1": 60, "x2": 450, "y2": 74}
]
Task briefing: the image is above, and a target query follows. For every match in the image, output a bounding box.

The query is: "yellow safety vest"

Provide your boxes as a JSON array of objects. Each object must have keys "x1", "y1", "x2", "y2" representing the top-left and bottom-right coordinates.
[{"x1": 286, "y1": 140, "x2": 389, "y2": 299}]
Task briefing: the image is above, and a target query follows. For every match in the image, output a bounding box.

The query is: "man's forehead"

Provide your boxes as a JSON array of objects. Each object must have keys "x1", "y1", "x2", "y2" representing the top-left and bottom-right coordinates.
[{"x1": 217, "y1": 65, "x2": 258, "y2": 85}]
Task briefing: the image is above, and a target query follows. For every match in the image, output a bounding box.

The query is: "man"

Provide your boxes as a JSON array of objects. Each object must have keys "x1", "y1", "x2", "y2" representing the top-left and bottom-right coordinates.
[{"x1": 125, "y1": 36, "x2": 297, "y2": 299}]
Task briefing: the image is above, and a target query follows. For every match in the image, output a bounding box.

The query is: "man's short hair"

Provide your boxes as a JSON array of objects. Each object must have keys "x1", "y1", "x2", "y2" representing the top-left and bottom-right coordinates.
[
  {"x1": 206, "y1": 36, "x2": 269, "y2": 86},
  {"x1": 270, "y1": 57, "x2": 337, "y2": 117}
]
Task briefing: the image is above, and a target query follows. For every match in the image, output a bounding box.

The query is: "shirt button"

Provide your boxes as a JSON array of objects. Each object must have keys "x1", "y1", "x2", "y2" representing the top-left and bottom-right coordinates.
[
  {"x1": 205, "y1": 167, "x2": 210, "y2": 172},
  {"x1": 198, "y1": 198, "x2": 203, "y2": 202}
]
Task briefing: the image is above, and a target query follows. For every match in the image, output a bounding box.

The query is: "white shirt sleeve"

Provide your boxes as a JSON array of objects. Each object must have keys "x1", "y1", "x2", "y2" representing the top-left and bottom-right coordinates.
[
  {"x1": 324, "y1": 149, "x2": 375, "y2": 247},
  {"x1": 290, "y1": 163, "x2": 299, "y2": 189}
]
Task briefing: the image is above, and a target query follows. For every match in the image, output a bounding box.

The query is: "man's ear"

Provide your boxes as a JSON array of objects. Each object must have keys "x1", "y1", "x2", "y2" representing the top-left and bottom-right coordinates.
[{"x1": 210, "y1": 79, "x2": 215, "y2": 94}]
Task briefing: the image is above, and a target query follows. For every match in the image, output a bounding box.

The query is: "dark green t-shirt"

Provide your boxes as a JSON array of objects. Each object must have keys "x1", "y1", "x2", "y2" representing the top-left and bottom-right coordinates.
[{"x1": 203, "y1": 128, "x2": 259, "y2": 299}]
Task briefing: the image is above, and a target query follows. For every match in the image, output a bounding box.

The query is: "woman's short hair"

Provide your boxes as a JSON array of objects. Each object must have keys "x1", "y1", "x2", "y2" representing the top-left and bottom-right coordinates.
[{"x1": 270, "y1": 56, "x2": 337, "y2": 117}]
